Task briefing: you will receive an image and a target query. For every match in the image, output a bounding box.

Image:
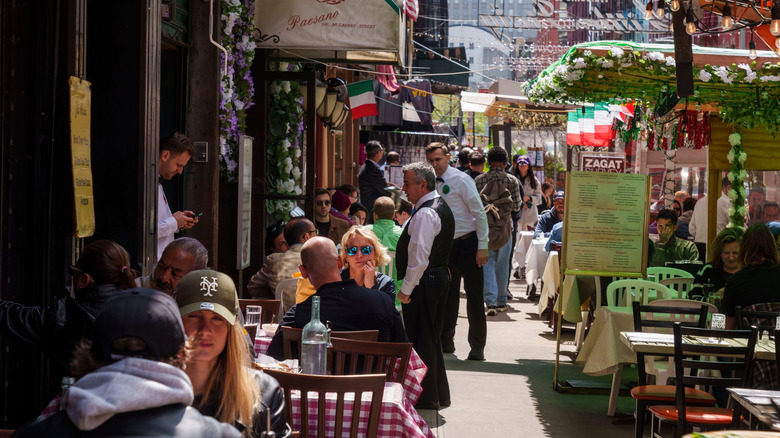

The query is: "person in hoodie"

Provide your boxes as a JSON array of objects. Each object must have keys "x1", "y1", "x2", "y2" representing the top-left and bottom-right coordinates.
[
  {"x1": 0, "y1": 240, "x2": 136, "y2": 381},
  {"x1": 14, "y1": 288, "x2": 240, "y2": 437},
  {"x1": 175, "y1": 269, "x2": 291, "y2": 438}
]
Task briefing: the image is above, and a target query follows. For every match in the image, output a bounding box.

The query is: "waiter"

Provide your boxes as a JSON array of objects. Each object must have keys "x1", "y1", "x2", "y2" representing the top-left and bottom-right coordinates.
[{"x1": 396, "y1": 162, "x2": 455, "y2": 410}]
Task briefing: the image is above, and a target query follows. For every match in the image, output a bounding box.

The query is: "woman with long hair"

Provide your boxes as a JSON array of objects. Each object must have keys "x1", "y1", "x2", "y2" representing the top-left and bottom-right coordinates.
[
  {"x1": 0, "y1": 239, "x2": 135, "y2": 378},
  {"x1": 722, "y1": 224, "x2": 780, "y2": 329},
  {"x1": 512, "y1": 155, "x2": 542, "y2": 231},
  {"x1": 688, "y1": 227, "x2": 742, "y2": 300},
  {"x1": 175, "y1": 269, "x2": 289, "y2": 437},
  {"x1": 339, "y1": 226, "x2": 395, "y2": 298},
  {"x1": 537, "y1": 182, "x2": 553, "y2": 215}
]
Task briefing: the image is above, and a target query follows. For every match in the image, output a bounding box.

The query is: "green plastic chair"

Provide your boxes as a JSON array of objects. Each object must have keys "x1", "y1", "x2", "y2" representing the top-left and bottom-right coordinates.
[
  {"x1": 646, "y1": 266, "x2": 694, "y2": 283},
  {"x1": 659, "y1": 277, "x2": 695, "y2": 300},
  {"x1": 606, "y1": 279, "x2": 673, "y2": 307}
]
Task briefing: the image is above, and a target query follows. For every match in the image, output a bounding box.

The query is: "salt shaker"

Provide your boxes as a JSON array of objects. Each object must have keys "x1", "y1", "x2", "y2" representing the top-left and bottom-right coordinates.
[{"x1": 762, "y1": 330, "x2": 770, "y2": 346}]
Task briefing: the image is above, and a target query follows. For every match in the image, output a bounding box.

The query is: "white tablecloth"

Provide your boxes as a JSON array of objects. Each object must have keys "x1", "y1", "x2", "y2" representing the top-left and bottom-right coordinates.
[
  {"x1": 525, "y1": 239, "x2": 549, "y2": 286},
  {"x1": 512, "y1": 231, "x2": 535, "y2": 271},
  {"x1": 575, "y1": 306, "x2": 635, "y2": 376},
  {"x1": 537, "y1": 251, "x2": 560, "y2": 315}
]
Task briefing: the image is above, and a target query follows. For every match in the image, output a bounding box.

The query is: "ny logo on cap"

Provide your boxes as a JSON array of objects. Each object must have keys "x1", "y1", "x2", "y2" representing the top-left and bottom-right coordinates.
[{"x1": 200, "y1": 276, "x2": 219, "y2": 297}]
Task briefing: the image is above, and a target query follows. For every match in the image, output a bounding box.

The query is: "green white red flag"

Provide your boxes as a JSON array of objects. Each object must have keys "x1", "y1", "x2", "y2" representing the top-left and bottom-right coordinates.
[
  {"x1": 567, "y1": 102, "x2": 634, "y2": 147},
  {"x1": 347, "y1": 80, "x2": 378, "y2": 119}
]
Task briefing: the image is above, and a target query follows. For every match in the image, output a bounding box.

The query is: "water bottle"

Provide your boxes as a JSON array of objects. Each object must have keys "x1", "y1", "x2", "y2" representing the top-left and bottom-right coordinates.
[
  {"x1": 60, "y1": 376, "x2": 75, "y2": 411},
  {"x1": 301, "y1": 296, "x2": 328, "y2": 375}
]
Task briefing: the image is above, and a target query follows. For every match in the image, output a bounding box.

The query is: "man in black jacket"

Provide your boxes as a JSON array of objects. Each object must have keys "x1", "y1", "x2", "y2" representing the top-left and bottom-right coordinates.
[{"x1": 359, "y1": 140, "x2": 397, "y2": 224}]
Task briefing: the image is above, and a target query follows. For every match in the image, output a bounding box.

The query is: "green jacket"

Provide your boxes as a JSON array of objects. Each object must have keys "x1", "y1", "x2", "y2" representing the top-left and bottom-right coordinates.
[{"x1": 650, "y1": 236, "x2": 699, "y2": 267}]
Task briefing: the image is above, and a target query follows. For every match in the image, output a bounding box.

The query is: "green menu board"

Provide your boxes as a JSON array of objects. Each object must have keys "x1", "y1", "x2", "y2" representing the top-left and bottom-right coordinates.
[{"x1": 561, "y1": 171, "x2": 650, "y2": 277}]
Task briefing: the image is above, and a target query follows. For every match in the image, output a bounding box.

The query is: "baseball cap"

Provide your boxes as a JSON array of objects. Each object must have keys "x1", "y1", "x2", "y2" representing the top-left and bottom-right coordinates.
[
  {"x1": 767, "y1": 221, "x2": 780, "y2": 237},
  {"x1": 554, "y1": 191, "x2": 565, "y2": 200},
  {"x1": 516, "y1": 155, "x2": 530, "y2": 166},
  {"x1": 91, "y1": 288, "x2": 187, "y2": 363},
  {"x1": 175, "y1": 269, "x2": 239, "y2": 325}
]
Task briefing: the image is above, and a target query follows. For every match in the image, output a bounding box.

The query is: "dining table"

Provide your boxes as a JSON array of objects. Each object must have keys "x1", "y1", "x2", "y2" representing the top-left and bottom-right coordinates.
[
  {"x1": 524, "y1": 238, "x2": 550, "y2": 288},
  {"x1": 728, "y1": 388, "x2": 780, "y2": 431},
  {"x1": 621, "y1": 331, "x2": 776, "y2": 361},
  {"x1": 254, "y1": 330, "x2": 428, "y2": 405},
  {"x1": 512, "y1": 230, "x2": 535, "y2": 274},
  {"x1": 286, "y1": 381, "x2": 435, "y2": 438}
]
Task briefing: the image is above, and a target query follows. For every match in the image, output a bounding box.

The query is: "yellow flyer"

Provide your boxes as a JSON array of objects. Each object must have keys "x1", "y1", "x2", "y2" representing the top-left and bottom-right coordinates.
[{"x1": 69, "y1": 76, "x2": 95, "y2": 237}]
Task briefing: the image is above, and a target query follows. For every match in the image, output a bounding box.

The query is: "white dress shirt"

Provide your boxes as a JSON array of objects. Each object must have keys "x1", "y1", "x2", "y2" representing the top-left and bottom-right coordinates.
[
  {"x1": 436, "y1": 166, "x2": 489, "y2": 250},
  {"x1": 400, "y1": 191, "x2": 442, "y2": 297},
  {"x1": 157, "y1": 183, "x2": 177, "y2": 259},
  {"x1": 689, "y1": 194, "x2": 707, "y2": 243}
]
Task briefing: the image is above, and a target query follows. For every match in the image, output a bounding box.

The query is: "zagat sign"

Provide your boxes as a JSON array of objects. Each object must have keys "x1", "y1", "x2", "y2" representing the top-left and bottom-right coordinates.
[
  {"x1": 580, "y1": 153, "x2": 626, "y2": 173},
  {"x1": 478, "y1": 0, "x2": 668, "y2": 34}
]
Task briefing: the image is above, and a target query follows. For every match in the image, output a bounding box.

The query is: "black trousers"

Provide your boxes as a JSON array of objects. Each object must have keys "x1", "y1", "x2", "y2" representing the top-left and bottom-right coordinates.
[
  {"x1": 402, "y1": 266, "x2": 450, "y2": 407},
  {"x1": 440, "y1": 232, "x2": 486, "y2": 351}
]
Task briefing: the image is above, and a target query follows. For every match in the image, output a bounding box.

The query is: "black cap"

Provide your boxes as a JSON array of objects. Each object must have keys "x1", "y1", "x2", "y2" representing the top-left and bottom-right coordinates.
[{"x1": 91, "y1": 288, "x2": 187, "y2": 363}]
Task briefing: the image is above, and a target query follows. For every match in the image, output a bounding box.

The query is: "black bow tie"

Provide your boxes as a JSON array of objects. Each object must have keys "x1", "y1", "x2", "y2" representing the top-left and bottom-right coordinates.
[{"x1": 436, "y1": 177, "x2": 444, "y2": 182}]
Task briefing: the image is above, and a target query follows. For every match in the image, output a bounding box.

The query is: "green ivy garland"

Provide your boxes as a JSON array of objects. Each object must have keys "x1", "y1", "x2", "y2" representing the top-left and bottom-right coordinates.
[{"x1": 726, "y1": 132, "x2": 747, "y2": 228}]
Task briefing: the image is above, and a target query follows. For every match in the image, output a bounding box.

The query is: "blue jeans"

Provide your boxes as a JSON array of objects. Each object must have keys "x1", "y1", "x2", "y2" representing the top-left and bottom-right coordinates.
[{"x1": 483, "y1": 239, "x2": 512, "y2": 307}]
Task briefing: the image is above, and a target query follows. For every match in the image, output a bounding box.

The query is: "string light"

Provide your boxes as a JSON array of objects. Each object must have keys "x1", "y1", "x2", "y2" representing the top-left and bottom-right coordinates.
[
  {"x1": 669, "y1": 0, "x2": 680, "y2": 12},
  {"x1": 721, "y1": 4, "x2": 734, "y2": 31},
  {"x1": 771, "y1": 2, "x2": 780, "y2": 36},
  {"x1": 685, "y1": 10, "x2": 697, "y2": 35}
]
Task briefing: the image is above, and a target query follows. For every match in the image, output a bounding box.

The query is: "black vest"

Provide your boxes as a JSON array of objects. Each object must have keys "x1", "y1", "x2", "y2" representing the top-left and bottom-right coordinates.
[{"x1": 396, "y1": 195, "x2": 455, "y2": 280}]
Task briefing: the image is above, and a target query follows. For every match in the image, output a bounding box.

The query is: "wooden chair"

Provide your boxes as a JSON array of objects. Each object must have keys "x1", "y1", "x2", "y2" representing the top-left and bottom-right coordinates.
[
  {"x1": 659, "y1": 277, "x2": 695, "y2": 300},
  {"x1": 647, "y1": 266, "x2": 694, "y2": 283},
  {"x1": 735, "y1": 303, "x2": 780, "y2": 332},
  {"x1": 280, "y1": 326, "x2": 379, "y2": 359},
  {"x1": 606, "y1": 279, "x2": 672, "y2": 307},
  {"x1": 630, "y1": 301, "x2": 714, "y2": 438},
  {"x1": 330, "y1": 338, "x2": 413, "y2": 384},
  {"x1": 264, "y1": 370, "x2": 386, "y2": 438},
  {"x1": 649, "y1": 323, "x2": 758, "y2": 438},
  {"x1": 238, "y1": 299, "x2": 281, "y2": 325}
]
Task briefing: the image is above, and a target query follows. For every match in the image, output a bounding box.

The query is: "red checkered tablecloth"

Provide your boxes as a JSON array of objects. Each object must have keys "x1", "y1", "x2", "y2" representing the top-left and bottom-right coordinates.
[
  {"x1": 289, "y1": 382, "x2": 434, "y2": 438},
  {"x1": 255, "y1": 336, "x2": 427, "y2": 405}
]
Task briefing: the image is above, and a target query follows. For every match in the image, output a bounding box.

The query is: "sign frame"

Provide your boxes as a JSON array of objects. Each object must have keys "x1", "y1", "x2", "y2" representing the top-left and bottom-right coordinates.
[{"x1": 237, "y1": 135, "x2": 253, "y2": 270}]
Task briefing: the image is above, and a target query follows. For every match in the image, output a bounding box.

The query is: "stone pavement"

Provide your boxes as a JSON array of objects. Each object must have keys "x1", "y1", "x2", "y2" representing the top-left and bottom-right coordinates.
[{"x1": 417, "y1": 277, "x2": 639, "y2": 438}]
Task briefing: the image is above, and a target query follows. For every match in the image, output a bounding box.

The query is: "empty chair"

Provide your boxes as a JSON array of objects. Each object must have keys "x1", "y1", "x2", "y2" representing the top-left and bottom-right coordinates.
[
  {"x1": 606, "y1": 279, "x2": 672, "y2": 307},
  {"x1": 659, "y1": 277, "x2": 695, "y2": 300},
  {"x1": 630, "y1": 301, "x2": 714, "y2": 438},
  {"x1": 330, "y1": 338, "x2": 413, "y2": 384},
  {"x1": 647, "y1": 266, "x2": 693, "y2": 283},
  {"x1": 264, "y1": 370, "x2": 386, "y2": 438},
  {"x1": 280, "y1": 326, "x2": 379, "y2": 360},
  {"x1": 736, "y1": 303, "x2": 780, "y2": 389},
  {"x1": 649, "y1": 323, "x2": 758, "y2": 438}
]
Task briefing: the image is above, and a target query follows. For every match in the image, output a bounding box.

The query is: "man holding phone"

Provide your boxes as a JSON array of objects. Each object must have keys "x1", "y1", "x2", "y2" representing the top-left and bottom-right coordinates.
[{"x1": 157, "y1": 132, "x2": 199, "y2": 259}]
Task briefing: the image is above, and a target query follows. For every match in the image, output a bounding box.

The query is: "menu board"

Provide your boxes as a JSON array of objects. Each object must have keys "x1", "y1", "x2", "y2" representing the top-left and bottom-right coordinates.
[{"x1": 562, "y1": 171, "x2": 650, "y2": 278}]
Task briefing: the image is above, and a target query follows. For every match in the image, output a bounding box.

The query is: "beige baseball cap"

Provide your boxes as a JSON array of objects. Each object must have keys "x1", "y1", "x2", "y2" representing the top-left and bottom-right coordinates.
[{"x1": 174, "y1": 269, "x2": 239, "y2": 325}]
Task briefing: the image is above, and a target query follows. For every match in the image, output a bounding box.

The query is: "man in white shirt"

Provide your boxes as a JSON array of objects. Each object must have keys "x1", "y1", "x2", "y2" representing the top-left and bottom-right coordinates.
[
  {"x1": 426, "y1": 142, "x2": 489, "y2": 361},
  {"x1": 716, "y1": 177, "x2": 732, "y2": 235},
  {"x1": 396, "y1": 162, "x2": 455, "y2": 410},
  {"x1": 157, "y1": 132, "x2": 198, "y2": 259},
  {"x1": 689, "y1": 194, "x2": 708, "y2": 261}
]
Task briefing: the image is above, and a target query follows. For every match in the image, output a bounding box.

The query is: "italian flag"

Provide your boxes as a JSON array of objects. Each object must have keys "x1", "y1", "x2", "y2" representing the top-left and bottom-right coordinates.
[
  {"x1": 566, "y1": 103, "x2": 615, "y2": 147},
  {"x1": 347, "y1": 80, "x2": 378, "y2": 119}
]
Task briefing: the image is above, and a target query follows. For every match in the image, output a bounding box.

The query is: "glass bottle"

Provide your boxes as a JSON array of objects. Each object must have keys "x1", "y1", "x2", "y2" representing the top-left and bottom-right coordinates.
[{"x1": 301, "y1": 296, "x2": 328, "y2": 375}]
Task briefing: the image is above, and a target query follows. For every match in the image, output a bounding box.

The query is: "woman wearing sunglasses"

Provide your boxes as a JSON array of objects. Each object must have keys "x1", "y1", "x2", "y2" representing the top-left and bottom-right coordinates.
[{"x1": 339, "y1": 226, "x2": 395, "y2": 298}]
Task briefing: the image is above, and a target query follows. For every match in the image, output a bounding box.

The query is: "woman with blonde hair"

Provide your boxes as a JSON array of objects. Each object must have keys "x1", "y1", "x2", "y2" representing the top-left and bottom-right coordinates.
[
  {"x1": 175, "y1": 269, "x2": 289, "y2": 437},
  {"x1": 340, "y1": 225, "x2": 395, "y2": 298},
  {"x1": 688, "y1": 227, "x2": 742, "y2": 300}
]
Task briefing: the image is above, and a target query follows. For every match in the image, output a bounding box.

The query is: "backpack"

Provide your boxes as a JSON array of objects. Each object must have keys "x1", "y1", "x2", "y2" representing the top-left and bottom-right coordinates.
[{"x1": 479, "y1": 178, "x2": 514, "y2": 250}]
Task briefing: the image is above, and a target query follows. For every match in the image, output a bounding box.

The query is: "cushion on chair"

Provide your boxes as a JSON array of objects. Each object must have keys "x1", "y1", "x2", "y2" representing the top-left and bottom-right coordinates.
[
  {"x1": 648, "y1": 405, "x2": 738, "y2": 424},
  {"x1": 631, "y1": 385, "x2": 716, "y2": 403}
]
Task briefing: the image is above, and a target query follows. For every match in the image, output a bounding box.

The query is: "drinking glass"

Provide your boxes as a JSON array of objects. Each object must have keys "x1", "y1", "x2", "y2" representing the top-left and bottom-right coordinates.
[
  {"x1": 776, "y1": 316, "x2": 780, "y2": 332},
  {"x1": 711, "y1": 313, "x2": 726, "y2": 342},
  {"x1": 245, "y1": 305, "x2": 262, "y2": 326}
]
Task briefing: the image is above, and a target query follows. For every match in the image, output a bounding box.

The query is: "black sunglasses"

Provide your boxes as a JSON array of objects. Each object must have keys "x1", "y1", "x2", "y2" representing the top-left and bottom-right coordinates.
[
  {"x1": 316, "y1": 200, "x2": 331, "y2": 207},
  {"x1": 346, "y1": 245, "x2": 373, "y2": 256}
]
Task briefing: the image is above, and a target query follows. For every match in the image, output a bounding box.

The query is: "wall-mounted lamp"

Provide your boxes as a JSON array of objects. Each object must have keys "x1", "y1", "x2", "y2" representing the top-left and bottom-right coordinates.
[{"x1": 301, "y1": 78, "x2": 350, "y2": 130}]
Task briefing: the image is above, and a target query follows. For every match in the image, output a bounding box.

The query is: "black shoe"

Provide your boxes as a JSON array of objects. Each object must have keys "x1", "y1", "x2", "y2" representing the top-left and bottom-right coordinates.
[
  {"x1": 496, "y1": 304, "x2": 509, "y2": 312},
  {"x1": 440, "y1": 399, "x2": 451, "y2": 407},
  {"x1": 506, "y1": 290, "x2": 514, "y2": 300},
  {"x1": 415, "y1": 401, "x2": 440, "y2": 410},
  {"x1": 442, "y1": 341, "x2": 455, "y2": 354},
  {"x1": 513, "y1": 270, "x2": 522, "y2": 280},
  {"x1": 467, "y1": 349, "x2": 485, "y2": 360}
]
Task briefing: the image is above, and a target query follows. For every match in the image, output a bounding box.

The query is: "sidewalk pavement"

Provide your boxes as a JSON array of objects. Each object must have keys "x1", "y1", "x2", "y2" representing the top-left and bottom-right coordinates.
[{"x1": 417, "y1": 277, "x2": 638, "y2": 438}]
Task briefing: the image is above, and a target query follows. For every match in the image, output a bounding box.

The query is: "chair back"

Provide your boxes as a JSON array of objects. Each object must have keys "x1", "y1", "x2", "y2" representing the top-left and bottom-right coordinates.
[
  {"x1": 275, "y1": 277, "x2": 300, "y2": 318},
  {"x1": 264, "y1": 370, "x2": 386, "y2": 438},
  {"x1": 330, "y1": 338, "x2": 413, "y2": 384},
  {"x1": 281, "y1": 327, "x2": 379, "y2": 359},
  {"x1": 650, "y1": 299, "x2": 718, "y2": 319},
  {"x1": 377, "y1": 250, "x2": 395, "y2": 279},
  {"x1": 606, "y1": 279, "x2": 672, "y2": 307},
  {"x1": 659, "y1": 277, "x2": 695, "y2": 300},
  {"x1": 631, "y1": 301, "x2": 708, "y2": 385},
  {"x1": 735, "y1": 303, "x2": 780, "y2": 332},
  {"x1": 646, "y1": 266, "x2": 693, "y2": 283},
  {"x1": 671, "y1": 323, "x2": 757, "y2": 434},
  {"x1": 238, "y1": 299, "x2": 281, "y2": 325}
]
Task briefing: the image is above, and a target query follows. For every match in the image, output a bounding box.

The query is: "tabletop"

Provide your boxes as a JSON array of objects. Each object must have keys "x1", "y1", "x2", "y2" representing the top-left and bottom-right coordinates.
[
  {"x1": 621, "y1": 331, "x2": 776, "y2": 361},
  {"x1": 728, "y1": 388, "x2": 780, "y2": 432},
  {"x1": 287, "y1": 382, "x2": 435, "y2": 438},
  {"x1": 682, "y1": 431, "x2": 780, "y2": 437},
  {"x1": 255, "y1": 335, "x2": 428, "y2": 405}
]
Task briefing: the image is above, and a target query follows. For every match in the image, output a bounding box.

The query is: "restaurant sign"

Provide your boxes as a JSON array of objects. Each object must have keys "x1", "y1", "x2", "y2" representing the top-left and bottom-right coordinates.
[
  {"x1": 254, "y1": 0, "x2": 403, "y2": 53},
  {"x1": 579, "y1": 152, "x2": 626, "y2": 173},
  {"x1": 69, "y1": 76, "x2": 95, "y2": 238}
]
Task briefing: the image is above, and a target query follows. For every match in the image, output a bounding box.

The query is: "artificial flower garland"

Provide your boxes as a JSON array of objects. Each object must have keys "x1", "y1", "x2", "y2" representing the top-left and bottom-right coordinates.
[
  {"x1": 726, "y1": 132, "x2": 747, "y2": 228},
  {"x1": 218, "y1": 0, "x2": 256, "y2": 182}
]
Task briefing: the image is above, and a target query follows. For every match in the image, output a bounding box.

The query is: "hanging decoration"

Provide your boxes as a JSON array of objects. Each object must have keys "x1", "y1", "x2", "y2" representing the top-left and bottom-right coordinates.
[
  {"x1": 218, "y1": 0, "x2": 257, "y2": 182},
  {"x1": 726, "y1": 132, "x2": 748, "y2": 228}
]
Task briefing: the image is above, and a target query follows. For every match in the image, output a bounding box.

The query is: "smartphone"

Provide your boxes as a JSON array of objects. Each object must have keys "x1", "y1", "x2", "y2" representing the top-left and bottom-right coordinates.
[{"x1": 192, "y1": 213, "x2": 203, "y2": 219}]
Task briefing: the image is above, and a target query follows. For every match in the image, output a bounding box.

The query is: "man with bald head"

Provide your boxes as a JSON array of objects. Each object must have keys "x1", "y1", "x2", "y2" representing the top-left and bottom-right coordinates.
[{"x1": 265, "y1": 237, "x2": 407, "y2": 360}]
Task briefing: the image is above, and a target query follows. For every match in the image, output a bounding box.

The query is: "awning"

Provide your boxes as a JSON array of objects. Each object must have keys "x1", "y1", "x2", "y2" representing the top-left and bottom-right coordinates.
[
  {"x1": 255, "y1": 0, "x2": 406, "y2": 65},
  {"x1": 460, "y1": 91, "x2": 576, "y2": 114}
]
